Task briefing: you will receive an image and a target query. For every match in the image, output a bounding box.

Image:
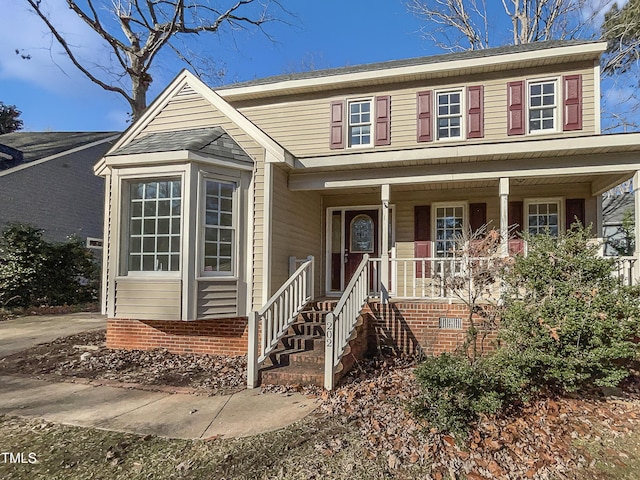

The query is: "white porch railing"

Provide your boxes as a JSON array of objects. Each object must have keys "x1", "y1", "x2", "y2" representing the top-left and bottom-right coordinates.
[
  {"x1": 247, "y1": 255, "x2": 314, "y2": 388},
  {"x1": 613, "y1": 256, "x2": 636, "y2": 286},
  {"x1": 367, "y1": 255, "x2": 638, "y2": 301},
  {"x1": 324, "y1": 253, "x2": 370, "y2": 390}
]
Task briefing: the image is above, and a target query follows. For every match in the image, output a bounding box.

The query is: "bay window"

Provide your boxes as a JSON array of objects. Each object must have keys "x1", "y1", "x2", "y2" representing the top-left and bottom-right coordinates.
[
  {"x1": 126, "y1": 178, "x2": 181, "y2": 272},
  {"x1": 202, "y1": 179, "x2": 236, "y2": 275}
]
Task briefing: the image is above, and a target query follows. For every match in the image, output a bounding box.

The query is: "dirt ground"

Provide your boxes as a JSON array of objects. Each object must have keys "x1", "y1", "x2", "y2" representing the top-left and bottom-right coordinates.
[
  {"x1": 2, "y1": 331, "x2": 640, "y2": 479},
  {"x1": 0, "y1": 330, "x2": 246, "y2": 395}
]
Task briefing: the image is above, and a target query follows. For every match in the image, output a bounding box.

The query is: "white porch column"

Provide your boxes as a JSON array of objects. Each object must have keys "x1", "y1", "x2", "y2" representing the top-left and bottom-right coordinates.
[
  {"x1": 380, "y1": 184, "x2": 390, "y2": 303},
  {"x1": 633, "y1": 171, "x2": 640, "y2": 282},
  {"x1": 499, "y1": 177, "x2": 510, "y2": 257}
]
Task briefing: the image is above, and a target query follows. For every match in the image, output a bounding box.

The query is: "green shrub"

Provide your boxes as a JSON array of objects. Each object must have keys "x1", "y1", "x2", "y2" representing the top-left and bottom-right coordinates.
[
  {"x1": 0, "y1": 224, "x2": 99, "y2": 308},
  {"x1": 411, "y1": 226, "x2": 640, "y2": 435},
  {"x1": 498, "y1": 226, "x2": 640, "y2": 394},
  {"x1": 411, "y1": 353, "x2": 509, "y2": 436}
]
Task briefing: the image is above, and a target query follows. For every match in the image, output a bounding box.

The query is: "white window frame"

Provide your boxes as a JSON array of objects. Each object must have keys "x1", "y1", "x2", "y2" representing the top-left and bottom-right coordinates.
[
  {"x1": 86, "y1": 237, "x2": 103, "y2": 249},
  {"x1": 120, "y1": 173, "x2": 184, "y2": 276},
  {"x1": 432, "y1": 202, "x2": 468, "y2": 258},
  {"x1": 435, "y1": 89, "x2": 464, "y2": 141},
  {"x1": 524, "y1": 198, "x2": 564, "y2": 236},
  {"x1": 527, "y1": 78, "x2": 559, "y2": 134},
  {"x1": 199, "y1": 175, "x2": 238, "y2": 277},
  {"x1": 347, "y1": 98, "x2": 373, "y2": 148}
]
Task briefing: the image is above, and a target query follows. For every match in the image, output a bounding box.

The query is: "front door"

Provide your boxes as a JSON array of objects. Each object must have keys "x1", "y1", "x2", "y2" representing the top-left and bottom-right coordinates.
[{"x1": 344, "y1": 210, "x2": 379, "y2": 285}]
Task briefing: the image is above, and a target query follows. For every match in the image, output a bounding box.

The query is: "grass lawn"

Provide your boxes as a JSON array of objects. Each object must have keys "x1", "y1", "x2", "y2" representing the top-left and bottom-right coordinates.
[{"x1": 0, "y1": 414, "x2": 430, "y2": 480}]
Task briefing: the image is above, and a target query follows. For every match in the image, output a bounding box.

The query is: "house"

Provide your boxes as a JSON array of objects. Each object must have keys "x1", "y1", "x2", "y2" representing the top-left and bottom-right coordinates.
[
  {"x1": 602, "y1": 181, "x2": 635, "y2": 256},
  {"x1": 94, "y1": 40, "x2": 640, "y2": 389},
  {"x1": 0, "y1": 132, "x2": 119, "y2": 246}
]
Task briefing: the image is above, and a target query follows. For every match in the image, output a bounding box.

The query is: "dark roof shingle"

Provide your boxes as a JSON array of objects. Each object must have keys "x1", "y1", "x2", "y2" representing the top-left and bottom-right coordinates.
[
  {"x1": 223, "y1": 40, "x2": 602, "y2": 90},
  {"x1": 110, "y1": 127, "x2": 252, "y2": 163}
]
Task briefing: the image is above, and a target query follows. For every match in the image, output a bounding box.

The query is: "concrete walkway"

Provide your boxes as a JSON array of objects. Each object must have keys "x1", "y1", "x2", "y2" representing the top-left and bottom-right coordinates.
[
  {"x1": 0, "y1": 312, "x2": 106, "y2": 358},
  {"x1": 0, "y1": 375, "x2": 318, "y2": 439},
  {"x1": 0, "y1": 312, "x2": 318, "y2": 439}
]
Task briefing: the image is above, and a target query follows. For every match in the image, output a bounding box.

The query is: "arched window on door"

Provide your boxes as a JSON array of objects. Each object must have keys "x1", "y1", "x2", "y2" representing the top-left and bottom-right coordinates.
[{"x1": 350, "y1": 214, "x2": 374, "y2": 253}]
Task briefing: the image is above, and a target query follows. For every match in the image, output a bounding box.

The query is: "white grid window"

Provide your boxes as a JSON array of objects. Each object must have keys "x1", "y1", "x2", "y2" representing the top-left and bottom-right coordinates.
[
  {"x1": 437, "y1": 91, "x2": 462, "y2": 139},
  {"x1": 348, "y1": 100, "x2": 372, "y2": 147},
  {"x1": 127, "y1": 179, "x2": 181, "y2": 272},
  {"x1": 203, "y1": 180, "x2": 235, "y2": 274},
  {"x1": 435, "y1": 206, "x2": 464, "y2": 257},
  {"x1": 527, "y1": 201, "x2": 560, "y2": 236},
  {"x1": 529, "y1": 81, "x2": 556, "y2": 132}
]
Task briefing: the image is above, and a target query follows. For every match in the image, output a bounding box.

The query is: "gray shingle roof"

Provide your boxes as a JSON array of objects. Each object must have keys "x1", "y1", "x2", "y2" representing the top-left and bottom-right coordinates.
[
  {"x1": 110, "y1": 127, "x2": 252, "y2": 163},
  {"x1": 223, "y1": 40, "x2": 601, "y2": 90},
  {"x1": 0, "y1": 131, "x2": 118, "y2": 170}
]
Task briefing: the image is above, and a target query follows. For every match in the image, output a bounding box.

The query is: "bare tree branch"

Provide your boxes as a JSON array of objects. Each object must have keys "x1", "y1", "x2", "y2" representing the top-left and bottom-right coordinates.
[{"x1": 25, "y1": 0, "x2": 290, "y2": 120}]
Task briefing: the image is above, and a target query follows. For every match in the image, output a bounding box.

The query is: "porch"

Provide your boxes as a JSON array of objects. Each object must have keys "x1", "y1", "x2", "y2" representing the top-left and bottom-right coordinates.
[{"x1": 255, "y1": 158, "x2": 640, "y2": 390}]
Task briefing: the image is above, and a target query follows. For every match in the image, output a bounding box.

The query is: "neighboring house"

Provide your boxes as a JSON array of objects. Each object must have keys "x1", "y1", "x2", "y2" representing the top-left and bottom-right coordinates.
[
  {"x1": 95, "y1": 40, "x2": 640, "y2": 389},
  {"x1": 602, "y1": 183, "x2": 635, "y2": 256},
  {"x1": 0, "y1": 132, "x2": 119, "y2": 245}
]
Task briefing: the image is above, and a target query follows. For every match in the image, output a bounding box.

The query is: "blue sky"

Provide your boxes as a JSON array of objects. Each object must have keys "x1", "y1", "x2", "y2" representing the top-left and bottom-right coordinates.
[{"x1": 0, "y1": 0, "x2": 626, "y2": 133}]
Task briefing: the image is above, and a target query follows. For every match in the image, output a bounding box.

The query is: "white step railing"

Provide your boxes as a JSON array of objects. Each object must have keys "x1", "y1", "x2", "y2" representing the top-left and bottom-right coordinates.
[
  {"x1": 247, "y1": 255, "x2": 314, "y2": 388},
  {"x1": 324, "y1": 254, "x2": 370, "y2": 390}
]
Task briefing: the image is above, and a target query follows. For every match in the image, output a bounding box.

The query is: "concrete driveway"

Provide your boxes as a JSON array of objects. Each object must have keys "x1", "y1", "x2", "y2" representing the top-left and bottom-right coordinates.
[{"x1": 0, "y1": 312, "x2": 106, "y2": 358}]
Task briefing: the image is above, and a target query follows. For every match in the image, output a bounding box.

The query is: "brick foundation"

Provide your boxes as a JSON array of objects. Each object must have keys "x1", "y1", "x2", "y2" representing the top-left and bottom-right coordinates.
[
  {"x1": 106, "y1": 317, "x2": 248, "y2": 356},
  {"x1": 366, "y1": 301, "x2": 497, "y2": 357},
  {"x1": 106, "y1": 301, "x2": 496, "y2": 360}
]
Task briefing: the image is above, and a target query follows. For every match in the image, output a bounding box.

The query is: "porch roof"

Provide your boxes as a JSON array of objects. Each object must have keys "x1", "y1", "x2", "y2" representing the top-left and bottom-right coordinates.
[{"x1": 289, "y1": 133, "x2": 640, "y2": 195}]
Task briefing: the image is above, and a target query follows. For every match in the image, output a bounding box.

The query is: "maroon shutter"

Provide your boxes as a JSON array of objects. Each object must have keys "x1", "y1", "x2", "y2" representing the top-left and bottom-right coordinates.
[
  {"x1": 508, "y1": 201, "x2": 524, "y2": 234},
  {"x1": 467, "y1": 85, "x2": 484, "y2": 139},
  {"x1": 414, "y1": 205, "x2": 431, "y2": 278},
  {"x1": 507, "y1": 81, "x2": 525, "y2": 135},
  {"x1": 375, "y1": 95, "x2": 391, "y2": 146},
  {"x1": 330, "y1": 100, "x2": 345, "y2": 149},
  {"x1": 508, "y1": 201, "x2": 525, "y2": 255},
  {"x1": 416, "y1": 91, "x2": 433, "y2": 142},
  {"x1": 565, "y1": 198, "x2": 585, "y2": 229},
  {"x1": 469, "y1": 203, "x2": 487, "y2": 233},
  {"x1": 563, "y1": 74, "x2": 582, "y2": 131}
]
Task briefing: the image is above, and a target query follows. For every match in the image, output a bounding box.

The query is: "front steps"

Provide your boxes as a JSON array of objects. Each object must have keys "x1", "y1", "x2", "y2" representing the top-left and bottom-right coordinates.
[
  {"x1": 260, "y1": 300, "x2": 335, "y2": 387},
  {"x1": 259, "y1": 299, "x2": 371, "y2": 388}
]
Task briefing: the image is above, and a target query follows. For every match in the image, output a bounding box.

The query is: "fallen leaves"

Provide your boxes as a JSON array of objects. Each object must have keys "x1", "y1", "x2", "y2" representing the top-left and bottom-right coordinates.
[
  {"x1": 0, "y1": 330, "x2": 247, "y2": 394},
  {"x1": 300, "y1": 355, "x2": 640, "y2": 479}
]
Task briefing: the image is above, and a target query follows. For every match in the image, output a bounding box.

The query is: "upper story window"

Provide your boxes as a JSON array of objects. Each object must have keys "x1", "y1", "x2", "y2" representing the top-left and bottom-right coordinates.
[
  {"x1": 348, "y1": 99, "x2": 372, "y2": 147},
  {"x1": 203, "y1": 179, "x2": 235, "y2": 275},
  {"x1": 528, "y1": 80, "x2": 557, "y2": 133},
  {"x1": 127, "y1": 178, "x2": 181, "y2": 272},
  {"x1": 436, "y1": 91, "x2": 463, "y2": 140}
]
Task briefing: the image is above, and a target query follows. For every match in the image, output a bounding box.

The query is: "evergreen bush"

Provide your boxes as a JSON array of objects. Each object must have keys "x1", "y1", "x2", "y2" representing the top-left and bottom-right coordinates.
[{"x1": 0, "y1": 224, "x2": 99, "y2": 308}]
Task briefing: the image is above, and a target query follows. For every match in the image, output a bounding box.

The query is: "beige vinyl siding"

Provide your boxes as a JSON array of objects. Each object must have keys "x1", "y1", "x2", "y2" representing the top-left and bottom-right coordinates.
[
  {"x1": 197, "y1": 280, "x2": 238, "y2": 318},
  {"x1": 318, "y1": 183, "x2": 595, "y2": 294},
  {"x1": 252, "y1": 161, "x2": 264, "y2": 310},
  {"x1": 114, "y1": 278, "x2": 181, "y2": 320},
  {"x1": 140, "y1": 85, "x2": 265, "y2": 163},
  {"x1": 269, "y1": 165, "x2": 323, "y2": 298},
  {"x1": 237, "y1": 62, "x2": 596, "y2": 159},
  {"x1": 101, "y1": 174, "x2": 112, "y2": 315}
]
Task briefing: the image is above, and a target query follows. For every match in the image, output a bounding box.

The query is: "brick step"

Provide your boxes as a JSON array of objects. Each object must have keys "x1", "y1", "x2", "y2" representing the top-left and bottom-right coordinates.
[
  {"x1": 288, "y1": 348, "x2": 324, "y2": 366},
  {"x1": 281, "y1": 334, "x2": 323, "y2": 351},
  {"x1": 260, "y1": 362, "x2": 324, "y2": 387},
  {"x1": 289, "y1": 320, "x2": 325, "y2": 337},
  {"x1": 263, "y1": 346, "x2": 307, "y2": 368}
]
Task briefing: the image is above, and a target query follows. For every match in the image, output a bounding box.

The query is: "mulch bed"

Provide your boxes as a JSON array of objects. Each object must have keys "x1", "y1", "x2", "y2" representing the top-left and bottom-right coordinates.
[
  {"x1": 0, "y1": 330, "x2": 246, "y2": 395},
  {"x1": 3, "y1": 331, "x2": 640, "y2": 479}
]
